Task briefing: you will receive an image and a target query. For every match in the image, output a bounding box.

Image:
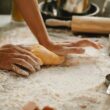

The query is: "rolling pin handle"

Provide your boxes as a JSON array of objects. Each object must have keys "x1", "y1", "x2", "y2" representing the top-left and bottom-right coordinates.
[{"x1": 46, "y1": 19, "x2": 71, "y2": 27}]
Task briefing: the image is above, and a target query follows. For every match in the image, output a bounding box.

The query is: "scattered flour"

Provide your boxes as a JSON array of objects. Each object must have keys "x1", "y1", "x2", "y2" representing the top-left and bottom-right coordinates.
[{"x1": 0, "y1": 22, "x2": 110, "y2": 110}]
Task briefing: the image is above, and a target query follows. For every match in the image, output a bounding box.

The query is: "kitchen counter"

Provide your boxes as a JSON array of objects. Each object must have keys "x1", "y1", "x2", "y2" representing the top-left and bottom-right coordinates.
[{"x1": 0, "y1": 15, "x2": 110, "y2": 110}]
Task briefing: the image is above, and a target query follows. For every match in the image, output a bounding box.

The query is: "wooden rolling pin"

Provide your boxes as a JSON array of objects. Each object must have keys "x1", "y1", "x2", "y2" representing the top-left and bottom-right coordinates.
[{"x1": 46, "y1": 16, "x2": 110, "y2": 34}]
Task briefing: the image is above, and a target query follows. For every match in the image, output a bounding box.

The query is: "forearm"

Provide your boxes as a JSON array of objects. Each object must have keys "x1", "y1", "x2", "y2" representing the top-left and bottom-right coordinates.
[{"x1": 14, "y1": 0, "x2": 51, "y2": 46}]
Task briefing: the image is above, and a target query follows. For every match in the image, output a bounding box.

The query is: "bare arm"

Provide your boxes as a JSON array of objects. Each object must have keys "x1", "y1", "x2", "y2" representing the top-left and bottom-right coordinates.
[
  {"x1": 14, "y1": 0, "x2": 51, "y2": 47},
  {"x1": 14, "y1": 0, "x2": 102, "y2": 55}
]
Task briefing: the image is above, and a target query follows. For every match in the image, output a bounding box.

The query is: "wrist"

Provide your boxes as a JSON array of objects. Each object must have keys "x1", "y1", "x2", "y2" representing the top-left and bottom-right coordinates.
[{"x1": 39, "y1": 39, "x2": 53, "y2": 48}]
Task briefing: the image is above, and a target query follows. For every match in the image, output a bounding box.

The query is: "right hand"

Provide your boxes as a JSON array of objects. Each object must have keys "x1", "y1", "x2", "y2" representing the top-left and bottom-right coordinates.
[{"x1": 0, "y1": 44, "x2": 42, "y2": 77}]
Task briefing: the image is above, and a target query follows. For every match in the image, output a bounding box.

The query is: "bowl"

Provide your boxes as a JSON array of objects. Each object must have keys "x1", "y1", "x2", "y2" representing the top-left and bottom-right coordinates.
[
  {"x1": 39, "y1": 2, "x2": 100, "y2": 21},
  {"x1": 105, "y1": 74, "x2": 110, "y2": 86}
]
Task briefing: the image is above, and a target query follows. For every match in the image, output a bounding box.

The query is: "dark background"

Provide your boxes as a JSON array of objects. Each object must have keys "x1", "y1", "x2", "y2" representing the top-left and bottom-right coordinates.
[
  {"x1": 0, "y1": 0, "x2": 12, "y2": 14},
  {"x1": 0, "y1": 0, "x2": 109, "y2": 16},
  {"x1": 0, "y1": 0, "x2": 43, "y2": 14}
]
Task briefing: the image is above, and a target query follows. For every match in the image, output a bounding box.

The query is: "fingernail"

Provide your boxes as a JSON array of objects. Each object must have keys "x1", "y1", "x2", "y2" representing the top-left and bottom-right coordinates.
[{"x1": 21, "y1": 71, "x2": 29, "y2": 77}]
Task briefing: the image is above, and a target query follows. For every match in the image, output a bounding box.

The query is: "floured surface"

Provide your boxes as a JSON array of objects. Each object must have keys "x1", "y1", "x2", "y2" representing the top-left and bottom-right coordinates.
[{"x1": 0, "y1": 17, "x2": 110, "y2": 110}]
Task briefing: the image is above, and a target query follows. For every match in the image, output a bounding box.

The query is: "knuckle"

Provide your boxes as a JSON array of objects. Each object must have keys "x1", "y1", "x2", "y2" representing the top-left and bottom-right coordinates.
[
  {"x1": 10, "y1": 49, "x2": 17, "y2": 53},
  {"x1": 23, "y1": 55, "x2": 33, "y2": 62},
  {"x1": 9, "y1": 44, "x2": 16, "y2": 48},
  {"x1": 11, "y1": 53, "x2": 18, "y2": 57},
  {"x1": 16, "y1": 58, "x2": 25, "y2": 64},
  {"x1": 25, "y1": 55, "x2": 31, "y2": 60},
  {"x1": 20, "y1": 59, "x2": 26, "y2": 63}
]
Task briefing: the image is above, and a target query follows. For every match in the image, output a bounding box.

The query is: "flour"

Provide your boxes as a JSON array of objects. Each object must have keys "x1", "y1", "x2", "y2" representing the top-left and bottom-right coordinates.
[{"x1": 0, "y1": 21, "x2": 110, "y2": 110}]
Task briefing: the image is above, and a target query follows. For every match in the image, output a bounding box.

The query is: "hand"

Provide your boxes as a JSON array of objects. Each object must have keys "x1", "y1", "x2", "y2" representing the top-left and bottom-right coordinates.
[
  {"x1": 22, "y1": 102, "x2": 40, "y2": 110},
  {"x1": 44, "y1": 39, "x2": 102, "y2": 56},
  {"x1": 45, "y1": 42, "x2": 85, "y2": 56},
  {"x1": 70, "y1": 39, "x2": 103, "y2": 49},
  {"x1": 0, "y1": 44, "x2": 42, "y2": 77}
]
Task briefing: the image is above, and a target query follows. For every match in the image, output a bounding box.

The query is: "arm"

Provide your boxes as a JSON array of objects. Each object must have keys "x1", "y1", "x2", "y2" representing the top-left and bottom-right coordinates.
[
  {"x1": 14, "y1": 0, "x2": 102, "y2": 55},
  {"x1": 14, "y1": 0, "x2": 51, "y2": 47}
]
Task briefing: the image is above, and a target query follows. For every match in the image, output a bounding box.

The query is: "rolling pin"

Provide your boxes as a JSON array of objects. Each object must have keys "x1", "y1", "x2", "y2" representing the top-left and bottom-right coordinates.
[{"x1": 46, "y1": 16, "x2": 110, "y2": 34}]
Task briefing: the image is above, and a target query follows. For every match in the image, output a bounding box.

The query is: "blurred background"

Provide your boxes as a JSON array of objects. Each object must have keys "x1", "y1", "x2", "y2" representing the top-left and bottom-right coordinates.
[
  {"x1": 0, "y1": 0, "x2": 42, "y2": 14},
  {"x1": 0, "y1": 0, "x2": 110, "y2": 17}
]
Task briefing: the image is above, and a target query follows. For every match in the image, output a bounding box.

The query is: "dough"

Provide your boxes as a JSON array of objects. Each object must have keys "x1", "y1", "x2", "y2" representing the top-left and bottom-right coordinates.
[{"x1": 30, "y1": 44, "x2": 65, "y2": 65}]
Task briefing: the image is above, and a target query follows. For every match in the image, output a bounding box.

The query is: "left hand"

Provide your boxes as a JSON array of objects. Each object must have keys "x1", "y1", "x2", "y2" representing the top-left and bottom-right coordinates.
[
  {"x1": 56, "y1": 39, "x2": 103, "y2": 49},
  {"x1": 0, "y1": 44, "x2": 42, "y2": 76},
  {"x1": 45, "y1": 39, "x2": 103, "y2": 56}
]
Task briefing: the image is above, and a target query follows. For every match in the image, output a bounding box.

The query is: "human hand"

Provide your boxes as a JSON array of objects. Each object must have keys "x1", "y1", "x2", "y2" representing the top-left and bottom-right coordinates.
[
  {"x1": 70, "y1": 39, "x2": 103, "y2": 49},
  {"x1": 46, "y1": 42, "x2": 85, "y2": 55},
  {"x1": 0, "y1": 44, "x2": 42, "y2": 77},
  {"x1": 45, "y1": 39, "x2": 102, "y2": 55}
]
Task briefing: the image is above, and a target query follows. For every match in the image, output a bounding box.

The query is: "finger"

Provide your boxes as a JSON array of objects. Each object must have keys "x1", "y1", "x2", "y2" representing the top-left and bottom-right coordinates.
[
  {"x1": 56, "y1": 47, "x2": 85, "y2": 55},
  {"x1": 18, "y1": 46, "x2": 43, "y2": 65},
  {"x1": 12, "y1": 58, "x2": 36, "y2": 73},
  {"x1": 82, "y1": 39, "x2": 103, "y2": 49},
  {"x1": 2, "y1": 45, "x2": 43, "y2": 65},
  {"x1": 86, "y1": 42, "x2": 102, "y2": 49},
  {"x1": 71, "y1": 39, "x2": 102, "y2": 49},
  {"x1": 2, "y1": 44, "x2": 43, "y2": 65},
  {"x1": 83, "y1": 40, "x2": 100, "y2": 49},
  {"x1": 11, "y1": 64, "x2": 29, "y2": 77},
  {"x1": 55, "y1": 40, "x2": 103, "y2": 49},
  {"x1": 17, "y1": 46, "x2": 43, "y2": 65},
  {"x1": 65, "y1": 47, "x2": 85, "y2": 54},
  {"x1": 15, "y1": 46, "x2": 43, "y2": 65},
  {"x1": 19, "y1": 49, "x2": 43, "y2": 66},
  {"x1": 22, "y1": 102, "x2": 40, "y2": 110},
  {"x1": 18, "y1": 45, "x2": 32, "y2": 51},
  {"x1": 1, "y1": 44, "x2": 16, "y2": 48},
  {"x1": 95, "y1": 42, "x2": 103, "y2": 48},
  {"x1": 0, "y1": 48, "x2": 18, "y2": 53},
  {"x1": 55, "y1": 42, "x2": 72, "y2": 45},
  {"x1": 15, "y1": 54, "x2": 41, "y2": 70}
]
